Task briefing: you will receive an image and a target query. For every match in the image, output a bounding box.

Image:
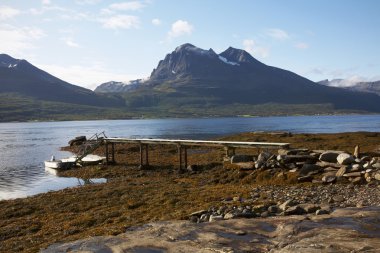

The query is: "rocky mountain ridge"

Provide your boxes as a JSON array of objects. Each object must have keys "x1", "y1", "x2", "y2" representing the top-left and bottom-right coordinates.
[{"x1": 95, "y1": 43, "x2": 380, "y2": 113}]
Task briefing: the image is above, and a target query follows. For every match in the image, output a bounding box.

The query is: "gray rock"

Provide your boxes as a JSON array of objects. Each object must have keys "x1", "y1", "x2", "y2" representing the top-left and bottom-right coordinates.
[
  {"x1": 351, "y1": 164, "x2": 363, "y2": 172},
  {"x1": 189, "y1": 216, "x2": 199, "y2": 223},
  {"x1": 322, "y1": 175, "x2": 336, "y2": 183},
  {"x1": 299, "y1": 164, "x2": 322, "y2": 176},
  {"x1": 372, "y1": 163, "x2": 380, "y2": 169},
  {"x1": 297, "y1": 175, "x2": 313, "y2": 183},
  {"x1": 316, "y1": 209, "x2": 330, "y2": 215},
  {"x1": 284, "y1": 205, "x2": 306, "y2": 215},
  {"x1": 209, "y1": 215, "x2": 224, "y2": 222},
  {"x1": 374, "y1": 173, "x2": 380, "y2": 181},
  {"x1": 279, "y1": 199, "x2": 297, "y2": 211},
  {"x1": 268, "y1": 205, "x2": 279, "y2": 213},
  {"x1": 189, "y1": 210, "x2": 207, "y2": 217},
  {"x1": 336, "y1": 166, "x2": 348, "y2": 177},
  {"x1": 337, "y1": 153, "x2": 355, "y2": 165},
  {"x1": 343, "y1": 172, "x2": 362, "y2": 177},
  {"x1": 319, "y1": 151, "x2": 341, "y2": 163},
  {"x1": 231, "y1": 155, "x2": 253, "y2": 163},
  {"x1": 199, "y1": 214, "x2": 209, "y2": 223},
  {"x1": 260, "y1": 211, "x2": 269, "y2": 218},
  {"x1": 223, "y1": 212, "x2": 236, "y2": 220},
  {"x1": 299, "y1": 204, "x2": 320, "y2": 213}
]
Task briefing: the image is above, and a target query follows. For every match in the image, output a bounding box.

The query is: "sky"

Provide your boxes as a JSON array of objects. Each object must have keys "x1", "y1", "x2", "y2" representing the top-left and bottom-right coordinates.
[{"x1": 0, "y1": 0, "x2": 379, "y2": 90}]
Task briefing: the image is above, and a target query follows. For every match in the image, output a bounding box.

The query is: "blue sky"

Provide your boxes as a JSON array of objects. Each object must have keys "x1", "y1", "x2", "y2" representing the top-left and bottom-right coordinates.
[{"x1": 0, "y1": 0, "x2": 379, "y2": 89}]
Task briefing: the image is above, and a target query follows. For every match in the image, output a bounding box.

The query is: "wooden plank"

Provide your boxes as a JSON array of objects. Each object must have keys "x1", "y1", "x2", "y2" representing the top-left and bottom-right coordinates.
[{"x1": 104, "y1": 138, "x2": 289, "y2": 149}]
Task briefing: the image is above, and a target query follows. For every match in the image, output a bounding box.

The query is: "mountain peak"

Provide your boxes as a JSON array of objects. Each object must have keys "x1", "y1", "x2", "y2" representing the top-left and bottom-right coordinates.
[
  {"x1": 174, "y1": 43, "x2": 217, "y2": 57},
  {"x1": 0, "y1": 54, "x2": 22, "y2": 68},
  {"x1": 219, "y1": 47, "x2": 263, "y2": 65}
]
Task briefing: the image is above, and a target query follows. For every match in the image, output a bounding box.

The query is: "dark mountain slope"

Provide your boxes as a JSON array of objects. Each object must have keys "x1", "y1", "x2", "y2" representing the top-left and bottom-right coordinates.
[
  {"x1": 0, "y1": 54, "x2": 123, "y2": 107},
  {"x1": 120, "y1": 44, "x2": 380, "y2": 113}
]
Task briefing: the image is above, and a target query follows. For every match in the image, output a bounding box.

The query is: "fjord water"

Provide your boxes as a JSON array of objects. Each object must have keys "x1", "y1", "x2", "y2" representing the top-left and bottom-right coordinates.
[{"x1": 1, "y1": 115, "x2": 380, "y2": 200}]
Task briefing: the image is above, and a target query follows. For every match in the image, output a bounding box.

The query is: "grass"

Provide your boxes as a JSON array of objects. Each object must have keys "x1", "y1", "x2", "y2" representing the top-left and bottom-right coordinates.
[{"x1": 0, "y1": 132, "x2": 380, "y2": 252}]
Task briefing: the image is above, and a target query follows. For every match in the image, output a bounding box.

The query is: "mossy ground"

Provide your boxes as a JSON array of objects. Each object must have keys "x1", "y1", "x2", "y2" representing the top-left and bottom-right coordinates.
[{"x1": 1, "y1": 132, "x2": 379, "y2": 252}]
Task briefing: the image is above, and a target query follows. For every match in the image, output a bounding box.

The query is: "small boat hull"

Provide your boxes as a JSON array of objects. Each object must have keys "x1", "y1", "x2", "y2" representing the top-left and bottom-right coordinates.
[{"x1": 44, "y1": 160, "x2": 62, "y2": 169}]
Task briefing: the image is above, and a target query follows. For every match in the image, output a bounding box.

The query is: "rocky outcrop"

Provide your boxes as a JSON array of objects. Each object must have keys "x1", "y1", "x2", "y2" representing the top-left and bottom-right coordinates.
[
  {"x1": 229, "y1": 147, "x2": 380, "y2": 185},
  {"x1": 42, "y1": 207, "x2": 380, "y2": 253}
]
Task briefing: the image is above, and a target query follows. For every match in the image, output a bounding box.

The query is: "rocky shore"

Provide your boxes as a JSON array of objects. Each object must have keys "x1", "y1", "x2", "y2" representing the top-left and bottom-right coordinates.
[
  {"x1": 43, "y1": 207, "x2": 380, "y2": 253},
  {"x1": 1, "y1": 132, "x2": 380, "y2": 252}
]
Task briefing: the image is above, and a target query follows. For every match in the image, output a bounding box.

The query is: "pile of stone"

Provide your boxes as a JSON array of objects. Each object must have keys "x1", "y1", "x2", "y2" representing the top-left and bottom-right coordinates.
[
  {"x1": 189, "y1": 183, "x2": 380, "y2": 223},
  {"x1": 229, "y1": 146, "x2": 380, "y2": 185},
  {"x1": 189, "y1": 198, "x2": 331, "y2": 224}
]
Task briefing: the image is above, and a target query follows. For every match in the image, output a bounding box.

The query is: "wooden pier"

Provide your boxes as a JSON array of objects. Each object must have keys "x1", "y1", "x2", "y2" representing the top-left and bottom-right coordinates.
[{"x1": 103, "y1": 138, "x2": 290, "y2": 169}]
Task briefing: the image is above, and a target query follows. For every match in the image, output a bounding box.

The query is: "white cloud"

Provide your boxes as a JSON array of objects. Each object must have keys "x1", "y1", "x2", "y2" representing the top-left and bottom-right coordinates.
[
  {"x1": 168, "y1": 20, "x2": 194, "y2": 38},
  {"x1": 0, "y1": 24, "x2": 45, "y2": 57},
  {"x1": 152, "y1": 18, "x2": 161, "y2": 26},
  {"x1": 242, "y1": 39, "x2": 269, "y2": 58},
  {"x1": 295, "y1": 42, "x2": 309, "y2": 50},
  {"x1": 75, "y1": 0, "x2": 102, "y2": 5},
  {"x1": 266, "y1": 28, "x2": 289, "y2": 40},
  {"x1": 100, "y1": 15, "x2": 140, "y2": 29},
  {"x1": 42, "y1": 0, "x2": 51, "y2": 5},
  {"x1": 37, "y1": 62, "x2": 143, "y2": 90},
  {"x1": 0, "y1": 6, "x2": 20, "y2": 20},
  {"x1": 62, "y1": 37, "x2": 80, "y2": 48},
  {"x1": 109, "y1": 1, "x2": 145, "y2": 11}
]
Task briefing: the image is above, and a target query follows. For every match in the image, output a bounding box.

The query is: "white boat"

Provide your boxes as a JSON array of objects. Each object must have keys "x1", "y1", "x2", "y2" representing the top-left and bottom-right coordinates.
[
  {"x1": 61, "y1": 154, "x2": 106, "y2": 165},
  {"x1": 44, "y1": 154, "x2": 105, "y2": 171},
  {"x1": 44, "y1": 160, "x2": 63, "y2": 169}
]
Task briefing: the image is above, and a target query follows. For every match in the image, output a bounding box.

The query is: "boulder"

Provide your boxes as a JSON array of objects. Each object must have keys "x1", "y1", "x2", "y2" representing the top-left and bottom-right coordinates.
[
  {"x1": 297, "y1": 175, "x2": 313, "y2": 183},
  {"x1": 279, "y1": 199, "x2": 297, "y2": 211},
  {"x1": 337, "y1": 153, "x2": 355, "y2": 165},
  {"x1": 68, "y1": 136, "x2": 86, "y2": 146},
  {"x1": 319, "y1": 151, "x2": 341, "y2": 163},
  {"x1": 374, "y1": 173, "x2": 380, "y2": 181},
  {"x1": 267, "y1": 205, "x2": 279, "y2": 213},
  {"x1": 299, "y1": 164, "x2": 322, "y2": 176},
  {"x1": 315, "y1": 209, "x2": 330, "y2": 215},
  {"x1": 282, "y1": 155, "x2": 318, "y2": 164},
  {"x1": 298, "y1": 204, "x2": 320, "y2": 213},
  {"x1": 350, "y1": 164, "x2": 363, "y2": 172},
  {"x1": 231, "y1": 155, "x2": 253, "y2": 163},
  {"x1": 209, "y1": 215, "x2": 224, "y2": 222},
  {"x1": 343, "y1": 172, "x2": 362, "y2": 177},
  {"x1": 284, "y1": 205, "x2": 306, "y2": 215},
  {"x1": 322, "y1": 175, "x2": 336, "y2": 184},
  {"x1": 336, "y1": 166, "x2": 348, "y2": 177}
]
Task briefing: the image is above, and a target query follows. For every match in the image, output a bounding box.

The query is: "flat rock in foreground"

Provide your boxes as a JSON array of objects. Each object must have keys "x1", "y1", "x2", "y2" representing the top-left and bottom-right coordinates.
[{"x1": 42, "y1": 207, "x2": 380, "y2": 253}]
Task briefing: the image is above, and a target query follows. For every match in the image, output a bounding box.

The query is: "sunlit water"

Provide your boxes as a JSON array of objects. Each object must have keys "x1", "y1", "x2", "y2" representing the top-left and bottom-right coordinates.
[{"x1": 1, "y1": 115, "x2": 380, "y2": 200}]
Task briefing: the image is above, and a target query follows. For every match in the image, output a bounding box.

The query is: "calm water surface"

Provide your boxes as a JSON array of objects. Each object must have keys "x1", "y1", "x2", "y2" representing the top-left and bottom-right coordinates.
[{"x1": 1, "y1": 115, "x2": 380, "y2": 200}]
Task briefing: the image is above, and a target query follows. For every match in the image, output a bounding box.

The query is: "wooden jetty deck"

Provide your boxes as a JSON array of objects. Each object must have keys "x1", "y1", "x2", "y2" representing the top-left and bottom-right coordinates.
[{"x1": 103, "y1": 138, "x2": 290, "y2": 169}]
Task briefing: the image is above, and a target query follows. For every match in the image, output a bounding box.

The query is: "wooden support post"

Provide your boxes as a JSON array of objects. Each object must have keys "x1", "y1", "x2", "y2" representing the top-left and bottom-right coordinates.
[
  {"x1": 184, "y1": 146, "x2": 187, "y2": 169},
  {"x1": 111, "y1": 143, "x2": 115, "y2": 163},
  {"x1": 105, "y1": 142, "x2": 109, "y2": 165},
  {"x1": 139, "y1": 143, "x2": 143, "y2": 167},
  {"x1": 145, "y1": 144, "x2": 149, "y2": 166},
  {"x1": 178, "y1": 145, "x2": 182, "y2": 170}
]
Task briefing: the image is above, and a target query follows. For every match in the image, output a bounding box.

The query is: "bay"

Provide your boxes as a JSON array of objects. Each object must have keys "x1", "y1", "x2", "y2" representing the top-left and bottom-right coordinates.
[{"x1": 0, "y1": 114, "x2": 379, "y2": 200}]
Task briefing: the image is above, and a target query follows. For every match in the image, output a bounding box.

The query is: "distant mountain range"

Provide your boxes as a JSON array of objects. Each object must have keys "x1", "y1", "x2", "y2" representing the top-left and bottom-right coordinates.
[
  {"x1": 0, "y1": 54, "x2": 123, "y2": 107},
  {"x1": 318, "y1": 79, "x2": 380, "y2": 96},
  {"x1": 94, "y1": 43, "x2": 380, "y2": 113},
  {"x1": 2, "y1": 44, "x2": 380, "y2": 122}
]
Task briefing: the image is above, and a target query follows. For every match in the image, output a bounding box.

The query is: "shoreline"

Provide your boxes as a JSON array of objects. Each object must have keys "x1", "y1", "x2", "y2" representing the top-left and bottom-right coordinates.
[
  {"x1": 1, "y1": 131, "x2": 380, "y2": 252},
  {"x1": 1, "y1": 112, "x2": 379, "y2": 124}
]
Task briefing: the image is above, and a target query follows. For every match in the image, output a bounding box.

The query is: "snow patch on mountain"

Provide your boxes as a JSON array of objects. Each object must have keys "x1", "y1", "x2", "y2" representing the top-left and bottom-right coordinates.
[{"x1": 218, "y1": 56, "x2": 240, "y2": 66}]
